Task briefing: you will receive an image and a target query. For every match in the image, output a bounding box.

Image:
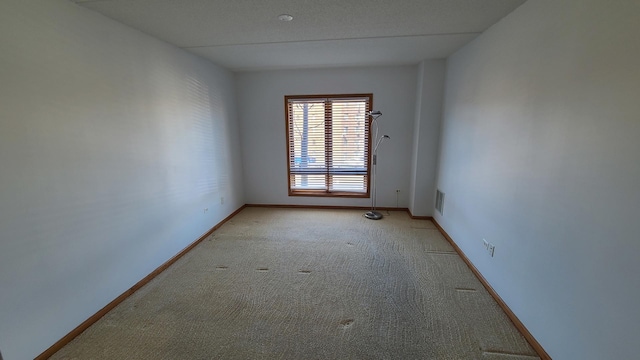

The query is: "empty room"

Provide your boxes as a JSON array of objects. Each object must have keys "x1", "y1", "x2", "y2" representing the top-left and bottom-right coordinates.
[{"x1": 1, "y1": 0, "x2": 638, "y2": 359}]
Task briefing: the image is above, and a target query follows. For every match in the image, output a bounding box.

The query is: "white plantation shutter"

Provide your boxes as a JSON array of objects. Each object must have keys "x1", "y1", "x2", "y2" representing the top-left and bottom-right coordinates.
[{"x1": 286, "y1": 94, "x2": 372, "y2": 196}]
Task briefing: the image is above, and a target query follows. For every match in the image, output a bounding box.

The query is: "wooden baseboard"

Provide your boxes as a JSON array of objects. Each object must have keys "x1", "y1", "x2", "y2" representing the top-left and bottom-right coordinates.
[
  {"x1": 405, "y1": 209, "x2": 434, "y2": 220},
  {"x1": 37, "y1": 205, "x2": 548, "y2": 359},
  {"x1": 36, "y1": 205, "x2": 246, "y2": 360},
  {"x1": 409, "y1": 215, "x2": 433, "y2": 220},
  {"x1": 246, "y1": 203, "x2": 409, "y2": 212},
  {"x1": 431, "y1": 219, "x2": 551, "y2": 360}
]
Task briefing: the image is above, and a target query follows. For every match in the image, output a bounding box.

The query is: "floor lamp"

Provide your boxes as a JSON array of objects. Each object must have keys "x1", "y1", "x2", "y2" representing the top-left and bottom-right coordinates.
[{"x1": 365, "y1": 111, "x2": 390, "y2": 220}]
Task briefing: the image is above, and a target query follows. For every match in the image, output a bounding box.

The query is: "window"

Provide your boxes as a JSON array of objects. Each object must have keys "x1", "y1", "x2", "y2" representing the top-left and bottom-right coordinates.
[{"x1": 285, "y1": 94, "x2": 372, "y2": 197}]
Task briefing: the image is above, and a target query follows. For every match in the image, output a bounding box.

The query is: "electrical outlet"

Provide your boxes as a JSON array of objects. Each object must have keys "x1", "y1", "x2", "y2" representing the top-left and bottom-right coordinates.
[
  {"x1": 488, "y1": 243, "x2": 495, "y2": 257},
  {"x1": 220, "y1": 196, "x2": 224, "y2": 205},
  {"x1": 395, "y1": 189, "x2": 400, "y2": 193},
  {"x1": 483, "y1": 239, "x2": 489, "y2": 249}
]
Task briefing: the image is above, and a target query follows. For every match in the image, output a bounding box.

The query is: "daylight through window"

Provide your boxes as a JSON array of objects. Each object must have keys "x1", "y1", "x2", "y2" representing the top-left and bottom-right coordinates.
[{"x1": 285, "y1": 94, "x2": 372, "y2": 197}]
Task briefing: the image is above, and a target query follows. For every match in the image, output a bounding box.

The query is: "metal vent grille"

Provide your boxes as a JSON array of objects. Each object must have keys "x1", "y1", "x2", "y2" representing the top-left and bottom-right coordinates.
[{"x1": 435, "y1": 189, "x2": 445, "y2": 215}]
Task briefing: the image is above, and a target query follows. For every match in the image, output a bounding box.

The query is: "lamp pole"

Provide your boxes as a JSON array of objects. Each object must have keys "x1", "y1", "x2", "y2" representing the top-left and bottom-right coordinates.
[{"x1": 365, "y1": 111, "x2": 389, "y2": 220}]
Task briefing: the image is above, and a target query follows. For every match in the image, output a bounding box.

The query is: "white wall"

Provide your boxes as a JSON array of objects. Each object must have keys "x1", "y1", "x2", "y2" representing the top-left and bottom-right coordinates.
[
  {"x1": 0, "y1": 1, "x2": 244, "y2": 358},
  {"x1": 436, "y1": 0, "x2": 640, "y2": 358},
  {"x1": 409, "y1": 60, "x2": 446, "y2": 217},
  {"x1": 236, "y1": 66, "x2": 418, "y2": 208}
]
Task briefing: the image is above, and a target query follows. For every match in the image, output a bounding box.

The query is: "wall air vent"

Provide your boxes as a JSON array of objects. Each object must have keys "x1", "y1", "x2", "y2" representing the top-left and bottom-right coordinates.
[{"x1": 435, "y1": 189, "x2": 445, "y2": 215}]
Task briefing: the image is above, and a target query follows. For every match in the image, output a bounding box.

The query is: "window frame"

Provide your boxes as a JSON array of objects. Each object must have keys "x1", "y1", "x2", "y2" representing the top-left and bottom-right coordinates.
[{"x1": 284, "y1": 93, "x2": 373, "y2": 198}]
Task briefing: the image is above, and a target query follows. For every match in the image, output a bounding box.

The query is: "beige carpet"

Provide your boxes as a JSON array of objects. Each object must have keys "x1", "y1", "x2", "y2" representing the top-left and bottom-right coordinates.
[{"x1": 51, "y1": 208, "x2": 539, "y2": 359}]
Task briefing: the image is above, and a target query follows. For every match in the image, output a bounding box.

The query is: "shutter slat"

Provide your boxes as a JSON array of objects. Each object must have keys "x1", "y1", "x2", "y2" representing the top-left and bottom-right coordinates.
[{"x1": 286, "y1": 94, "x2": 371, "y2": 195}]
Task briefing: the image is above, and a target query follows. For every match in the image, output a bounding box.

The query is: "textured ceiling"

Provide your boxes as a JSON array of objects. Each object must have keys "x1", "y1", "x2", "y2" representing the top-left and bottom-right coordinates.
[{"x1": 71, "y1": 0, "x2": 527, "y2": 71}]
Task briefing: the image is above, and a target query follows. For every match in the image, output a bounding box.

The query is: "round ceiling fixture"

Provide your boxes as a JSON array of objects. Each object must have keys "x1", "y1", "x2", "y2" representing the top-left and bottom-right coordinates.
[{"x1": 277, "y1": 14, "x2": 293, "y2": 22}]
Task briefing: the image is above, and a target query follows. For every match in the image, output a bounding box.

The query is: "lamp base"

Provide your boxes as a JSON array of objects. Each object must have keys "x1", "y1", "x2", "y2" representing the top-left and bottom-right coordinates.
[{"x1": 364, "y1": 211, "x2": 383, "y2": 220}]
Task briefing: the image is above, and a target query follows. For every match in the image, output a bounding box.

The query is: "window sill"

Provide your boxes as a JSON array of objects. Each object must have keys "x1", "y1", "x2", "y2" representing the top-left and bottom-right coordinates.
[{"x1": 288, "y1": 190, "x2": 369, "y2": 198}]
